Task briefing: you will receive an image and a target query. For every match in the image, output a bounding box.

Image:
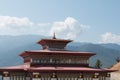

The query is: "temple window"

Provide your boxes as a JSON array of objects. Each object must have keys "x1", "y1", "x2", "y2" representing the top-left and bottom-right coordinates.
[
  {"x1": 55, "y1": 59, "x2": 60, "y2": 64},
  {"x1": 49, "y1": 59, "x2": 52, "y2": 63},
  {"x1": 36, "y1": 59, "x2": 39, "y2": 63},
  {"x1": 33, "y1": 59, "x2": 38, "y2": 63},
  {"x1": 68, "y1": 59, "x2": 71, "y2": 64},
  {"x1": 60, "y1": 60, "x2": 64, "y2": 64}
]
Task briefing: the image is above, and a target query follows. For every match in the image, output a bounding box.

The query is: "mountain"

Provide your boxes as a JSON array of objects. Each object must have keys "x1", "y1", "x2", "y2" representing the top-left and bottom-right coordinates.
[
  {"x1": 0, "y1": 35, "x2": 43, "y2": 66},
  {"x1": 100, "y1": 43, "x2": 120, "y2": 51},
  {"x1": 67, "y1": 43, "x2": 120, "y2": 67},
  {"x1": 0, "y1": 35, "x2": 120, "y2": 68}
]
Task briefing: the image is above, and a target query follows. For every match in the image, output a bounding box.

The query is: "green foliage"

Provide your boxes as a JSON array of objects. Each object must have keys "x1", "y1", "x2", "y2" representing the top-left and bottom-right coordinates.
[{"x1": 94, "y1": 59, "x2": 102, "y2": 68}]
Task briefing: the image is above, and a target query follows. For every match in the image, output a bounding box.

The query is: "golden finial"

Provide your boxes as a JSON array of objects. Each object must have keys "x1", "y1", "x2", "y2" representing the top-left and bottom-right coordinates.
[{"x1": 53, "y1": 32, "x2": 56, "y2": 39}]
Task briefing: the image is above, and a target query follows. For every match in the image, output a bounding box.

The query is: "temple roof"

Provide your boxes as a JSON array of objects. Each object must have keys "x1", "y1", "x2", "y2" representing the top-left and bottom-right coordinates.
[
  {"x1": 37, "y1": 38, "x2": 72, "y2": 50},
  {"x1": 20, "y1": 50, "x2": 95, "y2": 57},
  {"x1": 38, "y1": 38, "x2": 72, "y2": 43},
  {"x1": 0, "y1": 64, "x2": 116, "y2": 72}
]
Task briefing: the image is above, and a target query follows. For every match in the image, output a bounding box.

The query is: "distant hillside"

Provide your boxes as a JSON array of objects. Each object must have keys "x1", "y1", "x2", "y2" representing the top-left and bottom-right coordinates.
[
  {"x1": 67, "y1": 43, "x2": 120, "y2": 67},
  {"x1": 101, "y1": 43, "x2": 120, "y2": 51},
  {"x1": 0, "y1": 35, "x2": 44, "y2": 66},
  {"x1": 0, "y1": 35, "x2": 120, "y2": 68}
]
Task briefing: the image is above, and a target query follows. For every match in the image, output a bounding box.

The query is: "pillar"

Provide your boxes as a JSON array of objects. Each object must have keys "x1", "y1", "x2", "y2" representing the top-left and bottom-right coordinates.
[{"x1": 2, "y1": 72, "x2": 10, "y2": 80}]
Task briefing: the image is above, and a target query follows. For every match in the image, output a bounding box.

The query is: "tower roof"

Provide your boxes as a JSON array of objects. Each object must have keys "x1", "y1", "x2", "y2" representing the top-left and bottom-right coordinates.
[{"x1": 38, "y1": 37, "x2": 72, "y2": 50}]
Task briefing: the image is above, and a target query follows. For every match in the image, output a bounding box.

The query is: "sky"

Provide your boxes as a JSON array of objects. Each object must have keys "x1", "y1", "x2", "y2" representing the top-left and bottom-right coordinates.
[{"x1": 0, "y1": 0, "x2": 120, "y2": 44}]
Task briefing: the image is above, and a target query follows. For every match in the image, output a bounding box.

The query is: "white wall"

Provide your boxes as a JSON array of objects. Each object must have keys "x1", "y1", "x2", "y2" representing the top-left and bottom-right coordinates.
[{"x1": 111, "y1": 72, "x2": 120, "y2": 80}]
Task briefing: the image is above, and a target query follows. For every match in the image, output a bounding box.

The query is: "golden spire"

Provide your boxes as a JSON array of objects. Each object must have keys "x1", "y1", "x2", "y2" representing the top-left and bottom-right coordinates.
[{"x1": 53, "y1": 32, "x2": 56, "y2": 39}]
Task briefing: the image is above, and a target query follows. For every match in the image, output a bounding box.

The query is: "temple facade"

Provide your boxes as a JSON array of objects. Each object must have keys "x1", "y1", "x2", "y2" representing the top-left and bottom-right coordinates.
[{"x1": 0, "y1": 35, "x2": 115, "y2": 80}]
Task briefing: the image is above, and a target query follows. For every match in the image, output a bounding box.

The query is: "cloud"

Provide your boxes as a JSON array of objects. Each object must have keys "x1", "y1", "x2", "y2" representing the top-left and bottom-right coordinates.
[
  {"x1": 0, "y1": 16, "x2": 44, "y2": 35},
  {"x1": 0, "y1": 16, "x2": 33, "y2": 27},
  {"x1": 50, "y1": 17, "x2": 90, "y2": 39},
  {"x1": 38, "y1": 23, "x2": 51, "y2": 27},
  {"x1": 100, "y1": 32, "x2": 120, "y2": 44},
  {"x1": 0, "y1": 16, "x2": 90, "y2": 40}
]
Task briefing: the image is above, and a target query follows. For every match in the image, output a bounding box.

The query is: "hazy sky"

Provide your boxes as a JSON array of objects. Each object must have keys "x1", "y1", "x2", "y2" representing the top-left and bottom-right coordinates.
[{"x1": 0, "y1": 0, "x2": 120, "y2": 44}]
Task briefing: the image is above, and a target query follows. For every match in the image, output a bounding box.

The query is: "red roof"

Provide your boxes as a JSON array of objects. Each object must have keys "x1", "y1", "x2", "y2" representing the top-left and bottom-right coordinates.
[
  {"x1": 38, "y1": 38, "x2": 72, "y2": 44},
  {"x1": 0, "y1": 65, "x2": 116, "y2": 72},
  {"x1": 20, "y1": 50, "x2": 95, "y2": 57},
  {"x1": 0, "y1": 65, "x2": 26, "y2": 71},
  {"x1": 28, "y1": 67, "x2": 115, "y2": 72}
]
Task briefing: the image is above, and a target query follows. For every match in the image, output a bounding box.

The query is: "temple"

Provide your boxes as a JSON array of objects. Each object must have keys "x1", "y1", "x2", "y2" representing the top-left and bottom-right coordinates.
[{"x1": 0, "y1": 34, "x2": 116, "y2": 80}]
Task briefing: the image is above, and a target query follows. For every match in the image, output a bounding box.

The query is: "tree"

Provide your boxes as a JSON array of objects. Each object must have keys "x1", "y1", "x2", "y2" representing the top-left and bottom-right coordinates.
[
  {"x1": 94, "y1": 59, "x2": 102, "y2": 68},
  {"x1": 116, "y1": 57, "x2": 120, "y2": 63}
]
